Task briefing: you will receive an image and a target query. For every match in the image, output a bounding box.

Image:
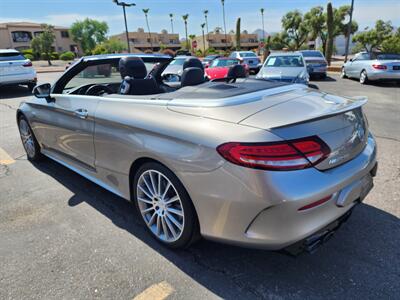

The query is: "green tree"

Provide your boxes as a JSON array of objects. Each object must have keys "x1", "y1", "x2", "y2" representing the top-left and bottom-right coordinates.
[
  {"x1": 260, "y1": 8, "x2": 265, "y2": 42},
  {"x1": 142, "y1": 9, "x2": 153, "y2": 51},
  {"x1": 169, "y1": 13, "x2": 174, "y2": 33},
  {"x1": 201, "y1": 23, "x2": 206, "y2": 54},
  {"x1": 326, "y1": 2, "x2": 334, "y2": 65},
  {"x1": 92, "y1": 38, "x2": 127, "y2": 55},
  {"x1": 381, "y1": 28, "x2": 400, "y2": 53},
  {"x1": 352, "y1": 20, "x2": 394, "y2": 52},
  {"x1": 303, "y1": 5, "x2": 358, "y2": 56},
  {"x1": 182, "y1": 14, "x2": 189, "y2": 50},
  {"x1": 70, "y1": 18, "x2": 108, "y2": 54},
  {"x1": 235, "y1": 18, "x2": 241, "y2": 50},
  {"x1": 30, "y1": 24, "x2": 55, "y2": 66},
  {"x1": 281, "y1": 10, "x2": 308, "y2": 50}
]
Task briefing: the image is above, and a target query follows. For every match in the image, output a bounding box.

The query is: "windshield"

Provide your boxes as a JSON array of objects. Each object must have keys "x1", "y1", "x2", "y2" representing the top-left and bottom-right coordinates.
[
  {"x1": 301, "y1": 51, "x2": 323, "y2": 58},
  {"x1": 170, "y1": 59, "x2": 186, "y2": 66},
  {"x1": 239, "y1": 52, "x2": 257, "y2": 58},
  {"x1": 204, "y1": 55, "x2": 218, "y2": 61},
  {"x1": 264, "y1": 56, "x2": 304, "y2": 67},
  {"x1": 374, "y1": 53, "x2": 400, "y2": 60},
  {"x1": 0, "y1": 52, "x2": 26, "y2": 61},
  {"x1": 210, "y1": 59, "x2": 238, "y2": 68}
]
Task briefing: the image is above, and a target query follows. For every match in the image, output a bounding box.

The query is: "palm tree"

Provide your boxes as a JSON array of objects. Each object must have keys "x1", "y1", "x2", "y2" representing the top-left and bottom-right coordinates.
[
  {"x1": 201, "y1": 23, "x2": 206, "y2": 54},
  {"x1": 169, "y1": 13, "x2": 174, "y2": 33},
  {"x1": 142, "y1": 9, "x2": 153, "y2": 51},
  {"x1": 220, "y1": 0, "x2": 228, "y2": 50},
  {"x1": 182, "y1": 14, "x2": 189, "y2": 50},
  {"x1": 260, "y1": 8, "x2": 265, "y2": 42},
  {"x1": 203, "y1": 10, "x2": 209, "y2": 41},
  {"x1": 189, "y1": 34, "x2": 196, "y2": 52}
]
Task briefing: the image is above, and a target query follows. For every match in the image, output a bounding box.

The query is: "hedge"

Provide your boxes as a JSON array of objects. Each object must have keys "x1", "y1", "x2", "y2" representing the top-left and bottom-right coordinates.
[{"x1": 60, "y1": 51, "x2": 75, "y2": 61}]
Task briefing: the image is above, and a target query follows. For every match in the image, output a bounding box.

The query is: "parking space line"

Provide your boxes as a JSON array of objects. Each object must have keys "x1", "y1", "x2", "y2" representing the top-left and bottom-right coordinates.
[
  {"x1": 0, "y1": 147, "x2": 15, "y2": 165},
  {"x1": 133, "y1": 281, "x2": 174, "y2": 300}
]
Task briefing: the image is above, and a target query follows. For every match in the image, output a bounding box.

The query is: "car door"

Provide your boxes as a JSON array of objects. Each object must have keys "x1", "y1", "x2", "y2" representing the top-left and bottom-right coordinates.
[
  {"x1": 348, "y1": 53, "x2": 369, "y2": 78},
  {"x1": 36, "y1": 62, "x2": 120, "y2": 170}
]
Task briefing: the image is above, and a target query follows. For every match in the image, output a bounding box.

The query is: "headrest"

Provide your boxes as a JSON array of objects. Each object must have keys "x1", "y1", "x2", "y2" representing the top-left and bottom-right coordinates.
[
  {"x1": 119, "y1": 56, "x2": 147, "y2": 79},
  {"x1": 183, "y1": 57, "x2": 204, "y2": 71},
  {"x1": 181, "y1": 67, "x2": 205, "y2": 87},
  {"x1": 227, "y1": 64, "x2": 247, "y2": 79}
]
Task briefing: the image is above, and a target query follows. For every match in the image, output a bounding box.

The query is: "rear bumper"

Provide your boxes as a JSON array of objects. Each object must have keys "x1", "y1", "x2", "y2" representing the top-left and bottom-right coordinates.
[
  {"x1": 0, "y1": 72, "x2": 37, "y2": 86},
  {"x1": 180, "y1": 134, "x2": 377, "y2": 250},
  {"x1": 308, "y1": 66, "x2": 327, "y2": 75},
  {"x1": 368, "y1": 70, "x2": 400, "y2": 80}
]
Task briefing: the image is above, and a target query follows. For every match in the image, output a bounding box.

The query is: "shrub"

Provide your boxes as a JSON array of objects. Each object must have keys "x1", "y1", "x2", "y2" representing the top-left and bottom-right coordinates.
[
  {"x1": 60, "y1": 51, "x2": 75, "y2": 61},
  {"x1": 162, "y1": 49, "x2": 175, "y2": 57},
  {"x1": 21, "y1": 49, "x2": 34, "y2": 56},
  {"x1": 51, "y1": 52, "x2": 59, "y2": 60},
  {"x1": 40, "y1": 52, "x2": 50, "y2": 60},
  {"x1": 195, "y1": 49, "x2": 203, "y2": 57},
  {"x1": 24, "y1": 54, "x2": 34, "y2": 61}
]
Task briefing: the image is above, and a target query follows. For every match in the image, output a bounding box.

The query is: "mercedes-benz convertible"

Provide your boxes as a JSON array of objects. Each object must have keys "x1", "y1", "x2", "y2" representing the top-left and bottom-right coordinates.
[{"x1": 17, "y1": 53, "x2": 377, "y2": 254}]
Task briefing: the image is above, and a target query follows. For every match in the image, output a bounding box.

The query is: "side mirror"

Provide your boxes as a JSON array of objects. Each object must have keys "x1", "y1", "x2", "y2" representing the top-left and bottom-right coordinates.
[
  {"x1": 349, "y1": 58, "x2": 354, "y2": 62},
  {"x1": 33, "y1": 83, "x2": 53, "y2": 102}
]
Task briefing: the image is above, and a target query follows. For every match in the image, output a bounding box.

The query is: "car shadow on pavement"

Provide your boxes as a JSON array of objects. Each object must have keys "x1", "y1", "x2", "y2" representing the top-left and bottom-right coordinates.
[
  {"x1": 346, "y1": 78, "x2": 400, "y2": 88},
  {"x1": 33, "y1": 158, "x2": 400, "y2": 299},
  {"x1": 310, "y1": 75, "x2": 336, "y2": 82},
  {"x1": 0, "y1": 85, "x2": 32, "y2": 99}
]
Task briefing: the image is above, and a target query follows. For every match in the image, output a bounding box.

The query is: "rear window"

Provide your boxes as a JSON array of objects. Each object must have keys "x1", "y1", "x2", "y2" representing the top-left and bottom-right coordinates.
[
  {"x1": 210, "y1": 59, "x2": 238, "y2": 67},
  {"x1": 301, "y1": 51, "x2": 323, "y2": 58},
  {"x1": 239, "y1": 52, "x2": 257, "y2": 58},
  {"x1": 264, "y1": 56, "x2": 304, "y2": 67},
  {"x1": 374, "y1": 53, "x2": 400, "y2": 60},
  {"x1": 0, "y1": 52, "x2": 26, "y2": 61},
  {"x1": 170, "y1": 59, "x2": 186, "y2": 65}
]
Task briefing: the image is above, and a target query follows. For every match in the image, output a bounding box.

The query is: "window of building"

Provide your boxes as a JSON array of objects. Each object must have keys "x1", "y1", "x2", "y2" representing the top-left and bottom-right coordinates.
[
  {"x1": 11, "y1": 31, "x2": 32, "y2": 43},
  {"x1": 61, "y1": 31, "x2": 69, "y2": 38},
  {"x1": 147, "y1": 38, "x2": 151, "y2": 43},
  {"x1": 130, "y1": 38, "x2": 138, "y2": 43},
  {"x1": 34, "y1": 31, "x2": 43, "y2": 37}
]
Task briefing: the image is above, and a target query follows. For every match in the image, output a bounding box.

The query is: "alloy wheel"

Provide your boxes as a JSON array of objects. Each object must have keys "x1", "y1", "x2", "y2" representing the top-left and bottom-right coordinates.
[
  {"x1": 19, "y1": 119, "x2": 36, "y2": 158},
  {"x1": 136, "y1": 170, "x2": 185, "y2": 242},
  {"x1": 360, "y1": 71, "x2": 367, "y2": 84}
]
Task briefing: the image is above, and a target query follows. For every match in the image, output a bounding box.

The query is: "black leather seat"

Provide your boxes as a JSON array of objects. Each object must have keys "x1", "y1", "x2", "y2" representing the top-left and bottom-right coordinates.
[
  {"x1": 227, "y1": 64, "x2": 247, "y2": 79},
  {"x1": 182, "y1": 57, "x2": 204, "y2": 71},
  {"x1": 119, "y1": 56, "x2": 160, "y2": 95},
  {"x1": 181, "y1": 67, "x2": 205, "y2": 87}
]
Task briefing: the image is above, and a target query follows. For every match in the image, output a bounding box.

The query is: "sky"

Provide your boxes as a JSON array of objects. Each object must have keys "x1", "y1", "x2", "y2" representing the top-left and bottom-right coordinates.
[{"x1": 0, "y1": 0, "x2": 399, "y2": 37}]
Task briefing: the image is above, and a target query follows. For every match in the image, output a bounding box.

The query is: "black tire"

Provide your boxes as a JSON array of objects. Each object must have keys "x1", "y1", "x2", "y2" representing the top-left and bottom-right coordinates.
[
  {"x1": 132, "y1": 162, "x2": 200, "y2": 249},
  {"x1": 18, "y1": 115, "x2": 43, "y2": 161},
  {"x1": 27, "y1": 83, "x2": 36, "y2": 92},
  {"x1": 360, "y1": 70, "x2": 369, "y2": 84},
  {"x1": 340, "y1": 67, "x2": 347, "y2": 79}
]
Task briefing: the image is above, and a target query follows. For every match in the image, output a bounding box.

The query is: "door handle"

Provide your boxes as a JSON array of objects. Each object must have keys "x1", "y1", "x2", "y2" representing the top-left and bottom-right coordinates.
[{"x1": 74, "y1": 108, "x2": 88, "y2": 119}]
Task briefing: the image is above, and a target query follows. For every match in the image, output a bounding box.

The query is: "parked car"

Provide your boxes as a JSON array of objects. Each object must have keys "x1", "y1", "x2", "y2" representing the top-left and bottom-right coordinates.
[
  {"x1": 300, "y1": 50, "x2": 328, "y2": 79},
  {"x1": 229, "y1": 51, "x2": 261, "y2": 73},
  {"x1": 0, "y1": 49, "x2": 37, "y2": 91},
  {"x1": 341, "y1": 52, "x2": 400, "y2": 84},
  {"x1": 202, "y1": 54, "x2": 221, "y2": 68},
  {"x1": 256, "y1": 52, "x2": 309, "y2": 85},
  {"x1": 161, "y1": 55, "x2": 203, "y2": 82},
  {"x1": 204, "y1": 57, "x2": 249, "y2": 80},
  {"x1": 18, "y1": 53, "x2": 377, "y2": 254}
]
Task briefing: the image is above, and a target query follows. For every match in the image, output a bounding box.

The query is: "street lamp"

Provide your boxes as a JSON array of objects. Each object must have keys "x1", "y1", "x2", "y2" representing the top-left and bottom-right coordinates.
[{"x1": 112, "y1": 0, "x2": 135, "y2": 53}]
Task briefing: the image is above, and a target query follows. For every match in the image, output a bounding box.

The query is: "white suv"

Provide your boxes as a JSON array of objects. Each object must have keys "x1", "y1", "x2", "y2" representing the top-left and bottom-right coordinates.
[{"x1": 0, "y1": 49, "x2": 37, "y2": 91}]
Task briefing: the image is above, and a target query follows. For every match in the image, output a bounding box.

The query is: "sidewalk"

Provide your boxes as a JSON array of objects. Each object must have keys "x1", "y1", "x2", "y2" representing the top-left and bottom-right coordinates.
[{"x1": 33, "y1": 60, "x2": 73, "y2": 73}]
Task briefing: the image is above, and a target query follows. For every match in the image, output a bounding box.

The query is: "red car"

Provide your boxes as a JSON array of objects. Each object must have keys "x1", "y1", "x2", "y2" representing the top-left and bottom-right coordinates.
[{"x1": 205, "y1": 58, "x2": 249, "y2": 80}]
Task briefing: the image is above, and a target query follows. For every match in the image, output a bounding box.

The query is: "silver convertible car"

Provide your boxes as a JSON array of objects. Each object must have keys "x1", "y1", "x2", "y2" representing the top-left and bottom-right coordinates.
[
  {"x1": 341, "y1": 52, "x2": 400, "y2": 84},
  {"x1": 17, "y1": 53, "x2": 377, "y2": 254}
]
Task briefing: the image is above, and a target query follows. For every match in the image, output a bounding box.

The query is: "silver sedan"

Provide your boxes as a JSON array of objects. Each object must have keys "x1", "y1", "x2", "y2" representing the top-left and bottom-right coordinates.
[
  {"x1": 17, "y1": 54, "x2": 377, "y2": 254},
  {"x1": 341, "y1": 52, "x2": 400, "y2": 84}
]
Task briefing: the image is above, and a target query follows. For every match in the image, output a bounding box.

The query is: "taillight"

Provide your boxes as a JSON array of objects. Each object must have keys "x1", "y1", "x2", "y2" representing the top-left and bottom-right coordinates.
[
  {"x1": 298, "y1": 195, "x2": 333, "y2": 211},
  {"x1": 216, "y1": 136, "x2": 330, "y2": 171},
  {"x1": 23, "y1": 61, "x2": 32, "y2": 67},
  {"x1": 372, "y1": 64, "x2": 387, "y2": 70}
]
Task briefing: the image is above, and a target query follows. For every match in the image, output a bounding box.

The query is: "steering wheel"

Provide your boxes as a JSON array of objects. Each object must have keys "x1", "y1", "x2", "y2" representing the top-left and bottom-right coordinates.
[{"x1": 85, "y1": 84, "x2": 113, "y2": 96}]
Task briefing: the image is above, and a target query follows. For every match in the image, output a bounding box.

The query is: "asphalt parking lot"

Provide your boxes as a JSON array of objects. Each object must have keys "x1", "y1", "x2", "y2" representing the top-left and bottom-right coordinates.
[{"x1": 0, "y1": 73, "x2": 399, "y2": 299}]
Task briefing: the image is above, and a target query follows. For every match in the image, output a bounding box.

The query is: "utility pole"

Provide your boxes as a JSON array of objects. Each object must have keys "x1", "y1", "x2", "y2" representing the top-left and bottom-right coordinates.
[
  {"x1": 344, "y1": 0, "x2": 354, "y2": 62},
  {"x1": 112, "y1": 0, "x2": 135, "y2": 53}
]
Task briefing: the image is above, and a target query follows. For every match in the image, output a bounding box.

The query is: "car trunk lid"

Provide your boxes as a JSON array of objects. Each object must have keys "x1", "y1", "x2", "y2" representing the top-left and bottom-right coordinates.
[{"x1": 240, "y1": 92, "x2": 369, "y2": 170}]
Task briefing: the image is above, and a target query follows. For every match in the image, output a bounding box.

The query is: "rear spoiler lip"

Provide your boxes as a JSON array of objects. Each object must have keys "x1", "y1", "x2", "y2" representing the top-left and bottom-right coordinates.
[{"x1": 265, "y1": 96, "x2": 368, "y2": 130}]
